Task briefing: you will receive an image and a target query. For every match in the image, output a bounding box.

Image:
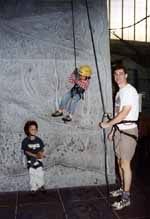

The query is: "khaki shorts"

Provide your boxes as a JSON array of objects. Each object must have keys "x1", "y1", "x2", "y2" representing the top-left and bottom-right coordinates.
[{"x1": 114, "y1": 127, "x2": 138, "y2": 161}]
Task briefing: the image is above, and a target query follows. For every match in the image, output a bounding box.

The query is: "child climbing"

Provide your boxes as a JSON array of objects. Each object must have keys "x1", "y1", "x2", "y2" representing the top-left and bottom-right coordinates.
[
  {"x1": 21, "y1": 120, "x2": 46, "y2": 195},
  {"x1": 51, "y1": 65, "x2": 92, "y2": 122}
]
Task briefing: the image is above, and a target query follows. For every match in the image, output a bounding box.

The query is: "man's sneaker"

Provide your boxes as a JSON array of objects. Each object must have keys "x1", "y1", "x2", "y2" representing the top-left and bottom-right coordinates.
[
  {"x1": 51, "y1": 111, "x2": 63, "y2": 117},
  {"x1": 109, "y1": 188, "x2": 123, "y2": 197},
  {"x1": 29, "y1": 191, "x2": 37, "y2": 197},
  {"x1": 62, "y1": 115, "x2": 72, "y2": 122},
  {"x1": 112, "y1": 201, "x2": 119, "y2": 208},
  {"x1": 38, "y1": 186, "x2": 47, "y2": 194},
  {"x1": 112, "y1": 198, "x2": 131, "y2": 210}
]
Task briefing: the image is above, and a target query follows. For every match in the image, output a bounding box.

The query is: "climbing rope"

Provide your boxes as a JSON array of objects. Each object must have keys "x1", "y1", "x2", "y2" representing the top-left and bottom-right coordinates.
[
  {"x1": 17, "y1": 1, "x2": 112, "y2": 198},
  {"x1": 71, "y1": 0, "x2": 77, "y2": 70},
  {"x1": 85, "y1": 0, "x2": 110, "y2": 201}
]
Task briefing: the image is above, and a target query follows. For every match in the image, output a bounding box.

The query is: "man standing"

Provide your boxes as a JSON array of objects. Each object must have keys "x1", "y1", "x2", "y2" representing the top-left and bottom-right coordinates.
[{"x1": 100, "y1": 65, "x2": 139, "y2": 210}]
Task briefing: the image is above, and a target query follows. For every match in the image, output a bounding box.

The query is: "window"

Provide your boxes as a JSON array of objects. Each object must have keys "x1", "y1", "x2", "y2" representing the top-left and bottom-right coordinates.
[
  {"x1": 108, "y1": 0, "x2": 150, "y2": 42},
  {"x1": 110, "y1": 0, "x2": 122, "y2": 39},
  {"x1": 135, "y1": 0, "x2": 146, "y2": 41},
  {"x1": 123, "y1": 0, "x2": 134, "y2": 41},
  {"x1": 147, "y1": 0, "x2": 150, "y2": 41}
]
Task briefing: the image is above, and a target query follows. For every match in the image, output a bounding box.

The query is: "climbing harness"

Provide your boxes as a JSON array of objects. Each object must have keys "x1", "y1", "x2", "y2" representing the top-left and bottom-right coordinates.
[
  {"x1": 103, "y1": 113, "x2": 138, "y2": 142},
  {"x1": 113, "y1": 120, "x2": 138, "y2": 142},
  {"x1": 70, "y1": 84, "x2": 85, "y2": 99},
  {"x1": 103, "y1": 113, "x2": 138, "y2": 141}
]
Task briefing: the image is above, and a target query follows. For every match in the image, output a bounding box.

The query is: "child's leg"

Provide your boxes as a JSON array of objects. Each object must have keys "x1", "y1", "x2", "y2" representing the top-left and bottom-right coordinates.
[
  {"x1": 29, "y1": 167, "x2": 38, "y2": 191},
  {"x1": 67, "y1": 94, "x2": 81, "y2": 115},
  {"x1": 52, "y1": 91, "x2": 72, "y2": 117},
  {"x1": 62, "y1": 94, "x2": 81, "y2": 122},
  {"x1": 59, "y1": 91, "x2": 72, "y2": 111},
  {"x1": 29, "y1": 167, "x2": 44, "y2": 191},
  {"x1": 35, "y1": 166, "x2": 45, "y2": 189}
]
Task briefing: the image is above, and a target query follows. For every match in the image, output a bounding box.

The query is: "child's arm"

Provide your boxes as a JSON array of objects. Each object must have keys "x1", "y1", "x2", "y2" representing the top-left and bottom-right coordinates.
[
  {"x1": 36, "y1": 149, "x2": 46, "y2": 159},
  {"x1": 25, "y1": 150, "x2": 37, "y2": 158},
  {"x1": 68, "y1": 72, "x2": 76, "y2": 84},
  {"x1": 75, "y1": 79, "x2": 90, "y2": 90},
  {"x1": 24, "y1": 150, "x2": 45, "y2": 159},
  {"x1": 21, "y1": 150, "x2": 26, "y2": 167}
]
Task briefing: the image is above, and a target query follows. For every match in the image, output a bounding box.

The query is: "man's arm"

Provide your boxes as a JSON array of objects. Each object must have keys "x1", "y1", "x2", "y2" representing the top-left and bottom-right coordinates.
[
  {"x1": 109, "y1": 105, "x2": 131, "y2": 126},
  {"x1": 100, "y1": 105, "x2": 132, "y2": 128}
]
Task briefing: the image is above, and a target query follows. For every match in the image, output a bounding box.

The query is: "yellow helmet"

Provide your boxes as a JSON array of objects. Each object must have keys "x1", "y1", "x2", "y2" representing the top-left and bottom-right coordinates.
[{"x1": 79, "y1": 65, "x2": 92, "y2": 77}]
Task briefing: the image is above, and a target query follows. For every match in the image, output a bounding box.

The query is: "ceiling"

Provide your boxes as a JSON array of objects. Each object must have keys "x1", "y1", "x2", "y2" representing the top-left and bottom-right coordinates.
[{"x1": 110, "y1": 39, "x2": 150, "y2": 68}]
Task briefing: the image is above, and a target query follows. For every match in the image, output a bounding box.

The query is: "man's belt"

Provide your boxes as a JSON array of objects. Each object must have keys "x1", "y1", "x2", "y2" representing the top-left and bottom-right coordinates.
[{"x1": 113, "y1": 120, "x2": 138, "y2": 141}]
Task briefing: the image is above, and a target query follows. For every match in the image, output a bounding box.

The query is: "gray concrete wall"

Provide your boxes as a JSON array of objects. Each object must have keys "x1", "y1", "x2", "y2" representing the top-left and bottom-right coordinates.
[{"x1": 0, "y1": 0, "x2": 115, "y2": 191}]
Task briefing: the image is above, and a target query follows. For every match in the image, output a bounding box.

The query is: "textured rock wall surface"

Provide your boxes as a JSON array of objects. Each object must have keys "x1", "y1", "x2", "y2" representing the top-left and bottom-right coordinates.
[{"x1": 0, "y1": 0, "x2": 115, "y2": 191}]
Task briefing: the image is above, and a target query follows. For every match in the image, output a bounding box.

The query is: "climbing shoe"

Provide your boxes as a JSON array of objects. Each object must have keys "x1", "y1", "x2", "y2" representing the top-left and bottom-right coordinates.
[
  {"x1": 51, "y1": 111, "x2": 63, "y2": 117},
  {"x1": 38, "y1": 186, "x2": 47, "y2": 194},
  {"x1": 62, "y1": 115, "x2": 72, "y2": 122}
]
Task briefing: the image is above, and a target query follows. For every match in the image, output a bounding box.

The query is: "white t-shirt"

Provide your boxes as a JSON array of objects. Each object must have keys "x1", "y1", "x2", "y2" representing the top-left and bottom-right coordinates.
[{"x1": 115, "y1": 84, "x2": 139, "y2": 130}]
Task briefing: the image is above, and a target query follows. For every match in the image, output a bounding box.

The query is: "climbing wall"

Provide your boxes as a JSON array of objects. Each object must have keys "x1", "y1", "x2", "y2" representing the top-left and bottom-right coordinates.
[{"x1": 0, "y1": 0, "x2": 115, "y2": 191}]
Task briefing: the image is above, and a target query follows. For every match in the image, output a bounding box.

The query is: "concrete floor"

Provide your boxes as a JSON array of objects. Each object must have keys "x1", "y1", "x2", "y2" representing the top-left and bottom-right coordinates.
[{"x1": 1, "y1": 136, "x2": 150, "y2": 219}]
